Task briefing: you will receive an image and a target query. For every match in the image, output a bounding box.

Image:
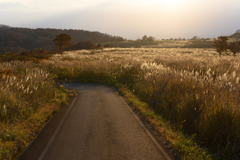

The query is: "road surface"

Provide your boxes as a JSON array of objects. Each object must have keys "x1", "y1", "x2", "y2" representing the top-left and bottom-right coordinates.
[{"x1": 18, "y1": 83, "x2": 173, "y2": 160}]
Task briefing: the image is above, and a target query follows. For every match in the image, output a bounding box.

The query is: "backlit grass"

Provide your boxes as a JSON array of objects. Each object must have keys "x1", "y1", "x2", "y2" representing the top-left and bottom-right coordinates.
[
  {"x1": 1, "y1": 47, "x2": 240, "y2": 159},
  {"x1": 40, "y1": 48, "x2": 240, "y2": 159},
  {"x1": 0, "y1": 60, "x2": 68, "y2": 159}
]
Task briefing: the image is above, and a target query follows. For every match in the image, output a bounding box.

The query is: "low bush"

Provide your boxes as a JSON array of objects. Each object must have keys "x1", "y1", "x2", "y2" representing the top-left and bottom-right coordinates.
[
  {"x1": 0, "y1": 50, "x2": 52, "y2": 62},
  {"x1": 69, "y1": 41, "x2": 96, "y2": 50}
]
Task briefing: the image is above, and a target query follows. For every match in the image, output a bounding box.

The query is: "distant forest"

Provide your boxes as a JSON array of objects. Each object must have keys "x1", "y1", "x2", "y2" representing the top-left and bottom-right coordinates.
[{"x1": 0, "y1": 26, "x2": 125, "y2": 52}]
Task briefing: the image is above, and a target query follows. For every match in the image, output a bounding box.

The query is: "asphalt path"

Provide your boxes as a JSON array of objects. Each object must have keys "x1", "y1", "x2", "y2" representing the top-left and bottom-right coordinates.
[{"x1": 18, "y1": 83, "x2": 173, "y2": 160}]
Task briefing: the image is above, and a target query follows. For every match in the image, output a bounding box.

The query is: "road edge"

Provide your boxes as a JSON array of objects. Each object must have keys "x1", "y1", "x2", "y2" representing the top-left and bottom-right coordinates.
[
  {"x1": 16, "y1": 92, "x2": 78, "y2": 160},
  {"x1": 113, "y1": 87, "x2": 175, "y2": 160}
]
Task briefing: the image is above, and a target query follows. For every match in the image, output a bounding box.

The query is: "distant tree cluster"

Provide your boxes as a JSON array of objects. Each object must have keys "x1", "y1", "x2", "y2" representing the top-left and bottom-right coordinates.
[
  {"x1": 142, "y1": 35, "x2": 155, "y2": 42},
  {"x1": 191, "y1": 36, "x2": 200, "y2": 41},
  {"x1": 213, "y1": 36, "x2": 240, "y2": 57},
  {"x1": 68, "y1": 41, "x2": 97, "y2": 50},
  {"x1": 229, "y1": 41, "x2": 240, "y2": 57},
  {"x1": 52, "y1": 33, "x2": 106, "y2": 53}
]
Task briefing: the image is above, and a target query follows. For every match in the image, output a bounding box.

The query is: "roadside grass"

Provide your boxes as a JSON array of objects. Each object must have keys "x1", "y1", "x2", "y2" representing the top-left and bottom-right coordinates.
[
  {"x1": 117, "y1": 84, "x2": 212, "y2": 160},
  {"x1": 0, "y1": 89, "x2": 68, "y2": 160},
  {"x1": 0, "y1": 60, "x2": 69, "y2": 159}
]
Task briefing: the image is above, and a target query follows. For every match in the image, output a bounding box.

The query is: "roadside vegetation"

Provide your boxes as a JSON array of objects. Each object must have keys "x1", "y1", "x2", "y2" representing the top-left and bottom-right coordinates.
[
  {"x1": 1, "y1": 37, "x2": 240, "y2": 159},
  {"x1": 0, "y1": 54, "x2": 69, "y2": 159}
]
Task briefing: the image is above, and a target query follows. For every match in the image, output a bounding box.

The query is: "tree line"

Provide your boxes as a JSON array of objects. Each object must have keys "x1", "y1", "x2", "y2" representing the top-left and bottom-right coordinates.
[{"x1": 53, "y1": 33, "x2": 108, "y2": 53}]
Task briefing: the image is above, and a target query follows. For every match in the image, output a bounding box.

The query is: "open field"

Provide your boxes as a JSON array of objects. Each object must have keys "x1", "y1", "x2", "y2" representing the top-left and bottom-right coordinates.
[
  {"x1": 1, "y1": 47, "x2": 240, "y2": 159},
  {"x1": 101, "y1": 39, "x2": 217, "y2": 48}
]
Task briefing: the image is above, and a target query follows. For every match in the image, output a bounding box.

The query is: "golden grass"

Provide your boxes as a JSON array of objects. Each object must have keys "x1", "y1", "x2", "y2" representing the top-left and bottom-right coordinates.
[
  {"x1": 41, "y1": 48, "x2": 239, "y2": 159},
  {"x1": 0, "y1": 59, "x2": 68, "y2": 159},
  {"x1": 1, "y1": 47, "x2": 240, "y2": 159},
  {"x1": 100, "y1": 39, "x2": 214, "y2": 48}
]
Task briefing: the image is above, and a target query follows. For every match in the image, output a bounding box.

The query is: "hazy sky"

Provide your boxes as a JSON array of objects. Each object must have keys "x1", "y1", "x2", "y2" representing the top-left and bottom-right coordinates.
[{"x1": 1, "y1": 0, "x2": 240, "y2": 39}]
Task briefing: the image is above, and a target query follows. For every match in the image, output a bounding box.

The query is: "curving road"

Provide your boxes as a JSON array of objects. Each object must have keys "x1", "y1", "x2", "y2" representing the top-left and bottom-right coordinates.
[{"x1": 18, "y1": 83, "x2": 173, "y2": 160}]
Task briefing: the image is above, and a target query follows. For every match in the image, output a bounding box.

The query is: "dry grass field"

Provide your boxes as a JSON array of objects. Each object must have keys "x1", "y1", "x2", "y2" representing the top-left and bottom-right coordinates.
[
  {"x1": 0, "y1": 59, "x2": 69, "y2": 159},
  {"x1": 1, "y1": 46, "x2": 240, "y2": 159},
  {"x1": 49, "y1": 48, "x2": 240, "y2": 159},
  {"x1": 101, "y1": 39, "x2": 216, "y2": 48}
]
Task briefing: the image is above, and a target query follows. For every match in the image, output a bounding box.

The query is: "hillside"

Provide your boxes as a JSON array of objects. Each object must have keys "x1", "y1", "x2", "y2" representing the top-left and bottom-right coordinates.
[
  {"x1": 0, "y1": 24, "x2": 10, "y2": 28},
  {"x1": 0, "y1": 26, "x2": 125, "y2": 52},
  {"x1": 229, "y1": 32, "x2": 240, "y2": 39},
  {"x1": 228, "y1": 29, "x2": 240, "y2": 39}
]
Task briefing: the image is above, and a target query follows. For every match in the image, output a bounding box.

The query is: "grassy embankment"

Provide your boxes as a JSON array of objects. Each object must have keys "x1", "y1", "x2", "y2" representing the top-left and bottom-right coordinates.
[
  {"x1": 41, "y1": 48, "x2": 239, "y2": 160},
  {"x1": 0, "y1": 53, "x2": 69, "y2": 159}
]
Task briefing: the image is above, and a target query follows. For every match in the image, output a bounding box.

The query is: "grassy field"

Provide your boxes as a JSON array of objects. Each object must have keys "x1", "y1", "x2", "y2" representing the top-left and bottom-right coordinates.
[
  {"x1": 1, "y1": 46, "x2": 240, "y2": 159},
  {"x1": 42, "y1": 47, "x2": 240, "y2": 159},
  {"x1": 101, "y1": 39, "x2": 216, "y2": 48}
]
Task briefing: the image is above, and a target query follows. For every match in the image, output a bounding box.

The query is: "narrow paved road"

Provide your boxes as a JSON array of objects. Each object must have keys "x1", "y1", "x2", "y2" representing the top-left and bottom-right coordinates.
[{"x1": 19, "y1": 83, "x2": 173, "y2": 160}]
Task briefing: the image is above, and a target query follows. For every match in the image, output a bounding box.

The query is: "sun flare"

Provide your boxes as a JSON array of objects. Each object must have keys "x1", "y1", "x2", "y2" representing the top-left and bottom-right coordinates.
[{"x1": 153, "y1": 0, "x2": 186, "y2": 4}]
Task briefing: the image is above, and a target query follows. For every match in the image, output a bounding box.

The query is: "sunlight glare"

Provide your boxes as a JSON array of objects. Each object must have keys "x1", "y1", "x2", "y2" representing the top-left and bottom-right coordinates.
[{"x1": 152, "y1": 0, "x2": 186, "y2": 4}]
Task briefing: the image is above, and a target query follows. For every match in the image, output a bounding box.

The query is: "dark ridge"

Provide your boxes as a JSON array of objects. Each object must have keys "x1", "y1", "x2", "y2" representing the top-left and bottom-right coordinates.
[
  {"x1": 228, "y1": 29, "x2": 240, "y2": 39},
  {"x1": 0, "y1": 26, "x2": 125, "y2": 51},
  {"x1": 0, "y1": 24, "x2": 11, "y2": 28}
]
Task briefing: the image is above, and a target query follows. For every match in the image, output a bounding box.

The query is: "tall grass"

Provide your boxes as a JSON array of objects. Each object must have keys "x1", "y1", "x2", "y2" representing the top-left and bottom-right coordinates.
[
  {"x1": 0, "y1": 60, "x2": 67, "y2": 159},
  {"x1": 1, "y1": 48, "x2": 239, "y2": 159},
  {"x1": 37, "y1": 48, "x2": 240, "y2": 159}
]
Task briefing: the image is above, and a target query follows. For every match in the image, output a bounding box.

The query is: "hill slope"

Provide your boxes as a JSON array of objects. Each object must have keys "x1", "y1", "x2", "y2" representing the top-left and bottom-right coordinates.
[
  {"x1": 0, "y1": 24, "x2": 11, "y2": 28},
  {"x1": 229, "y1": 32, "x2": 240, "y2": 39},
  {"x1": 0, "y1": 27, "x2": 125, "y2": 51}
]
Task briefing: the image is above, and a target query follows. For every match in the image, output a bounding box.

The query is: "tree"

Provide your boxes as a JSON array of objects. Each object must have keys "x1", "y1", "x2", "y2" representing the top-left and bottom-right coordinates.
[
  {"x1": 147, "y1": 36, "x2": 155, "y2": 42},
  {"x1": 69, "y1": 41, "x2": 96, "y2": 50},
  {"x1": 213, "y1": 36, "x2": 228, "y2": 56},
  {"x1": 142, "y1": 35, "x2": 148, "y2": 41},
  {"x1": 228, "y1": 41, "x2": 240, "y2": 57},
  {"x1": 53, "y1": 33, "x2": 72, "y2": 53},
  {"x1": 191, "y1": 36, "x2": 199, "y2": 41}
]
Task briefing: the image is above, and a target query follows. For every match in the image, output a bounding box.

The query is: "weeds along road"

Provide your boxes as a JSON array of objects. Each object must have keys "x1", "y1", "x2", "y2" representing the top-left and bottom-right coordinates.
[{"x1": 18, "y1": 83, "x2": 173, "y2": 160}]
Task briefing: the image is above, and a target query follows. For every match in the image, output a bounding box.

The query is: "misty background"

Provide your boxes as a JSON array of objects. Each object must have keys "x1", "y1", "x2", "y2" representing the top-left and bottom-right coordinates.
[{"x1": 1, "y1": 0, "x2": 240, "y2": 39}]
